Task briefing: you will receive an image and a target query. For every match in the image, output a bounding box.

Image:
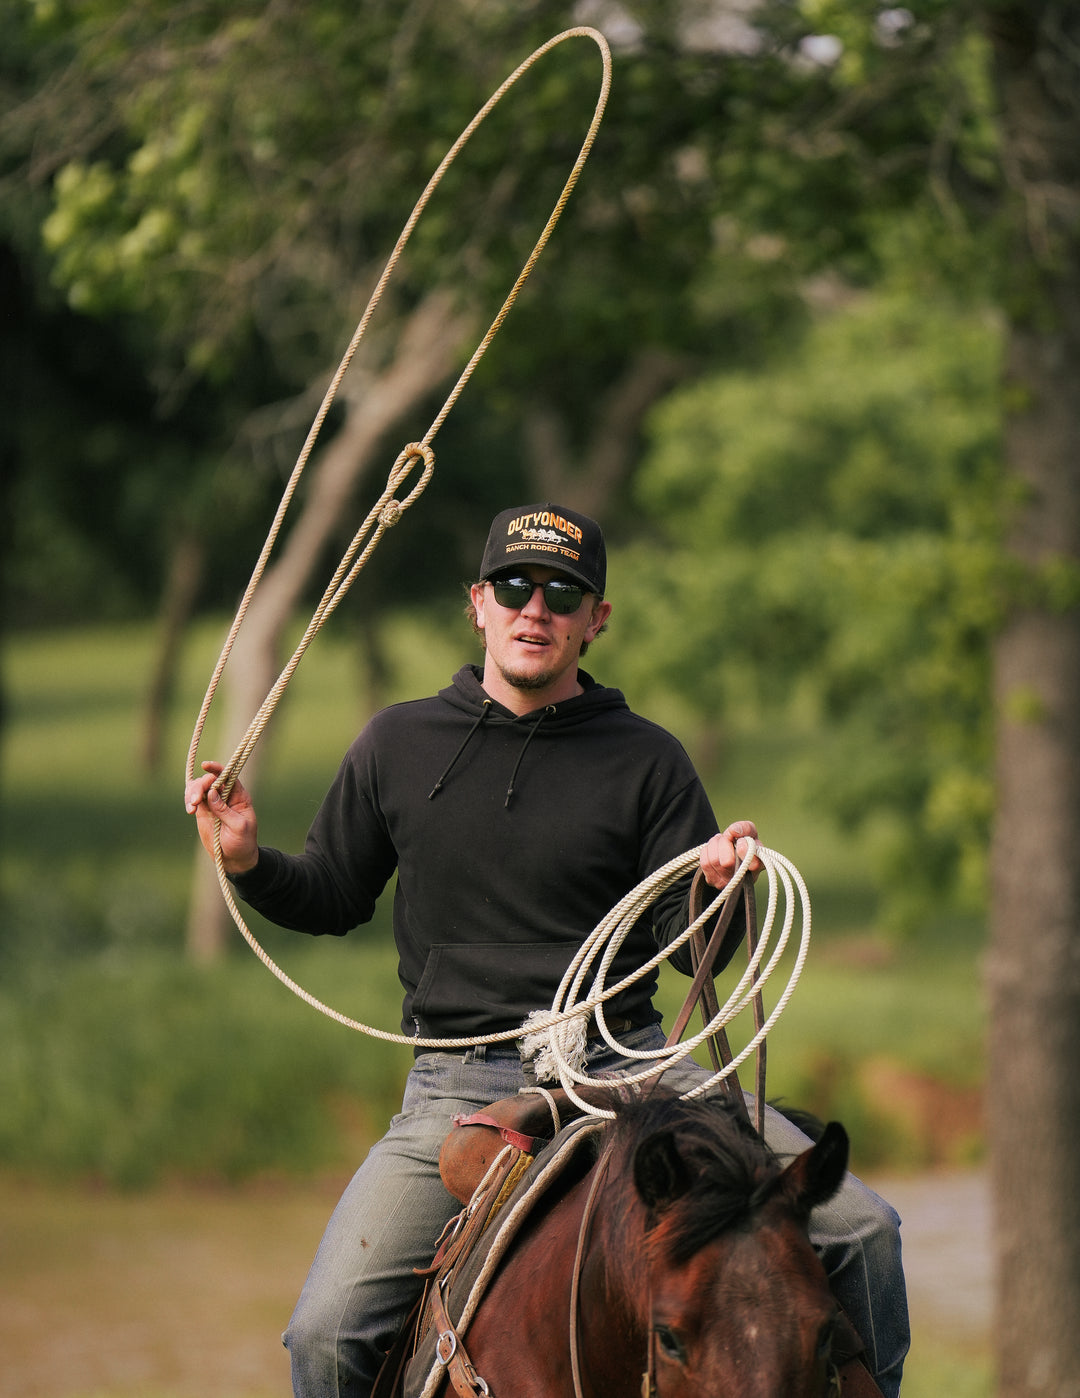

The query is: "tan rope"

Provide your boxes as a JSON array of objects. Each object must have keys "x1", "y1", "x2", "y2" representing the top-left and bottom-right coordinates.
[
  {"x1": 184, "y1": 31, "x2": 814, "y2": 1089},
  {"x1": 186, "y1": 26, "x2": 612, "y2": 798}
]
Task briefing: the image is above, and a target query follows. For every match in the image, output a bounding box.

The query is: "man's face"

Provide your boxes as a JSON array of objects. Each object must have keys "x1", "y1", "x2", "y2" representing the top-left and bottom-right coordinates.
[{"x1": 470, "y1": 565, "x2": 611, "y2": 707}]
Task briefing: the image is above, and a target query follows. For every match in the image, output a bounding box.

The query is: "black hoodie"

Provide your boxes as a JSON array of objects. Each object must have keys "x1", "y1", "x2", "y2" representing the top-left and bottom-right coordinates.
[{"x1": 231, "y1": 664, "x2": 720, "y2": 1039}]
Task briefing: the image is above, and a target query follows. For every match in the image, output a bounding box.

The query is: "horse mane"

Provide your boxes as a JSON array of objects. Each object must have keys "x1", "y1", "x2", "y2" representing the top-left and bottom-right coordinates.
[{"x1": 606, "y1": 1090, "x2": 782, "y2": 1266}]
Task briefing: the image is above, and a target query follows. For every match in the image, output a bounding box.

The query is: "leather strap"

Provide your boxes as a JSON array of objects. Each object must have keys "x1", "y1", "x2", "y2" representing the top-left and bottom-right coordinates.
[
  {"x1": 664, "y1": 872, "x2": 746, "y2": 1041},
  {"x1": 451, "y1": 1111, "x2": 540, "y2": 1155},
  {"x1": 428, "y1": 1283, "x2": 491, "y2": 1398},
  {"x1": 664, "y1": 874, "x2": 767, "y2": 1134}
]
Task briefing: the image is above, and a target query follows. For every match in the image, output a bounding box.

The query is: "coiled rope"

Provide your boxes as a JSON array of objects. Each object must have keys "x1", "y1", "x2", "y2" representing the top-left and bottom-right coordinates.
[
  {"x1": 185, "y1": 26, "x2": 813, "y2": 1108},
  {"x1": 519, "y1": 841, "x2": 812, "y2": 1117}
]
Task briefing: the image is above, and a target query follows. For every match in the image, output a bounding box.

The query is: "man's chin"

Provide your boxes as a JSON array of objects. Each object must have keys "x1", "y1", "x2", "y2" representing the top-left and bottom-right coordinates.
[
  {"x1": 497, "y1": 655, "x2": 557, "y2": 692},
  {"x1": 504, "y1": 667, "x2": 553, "y2": 692}
]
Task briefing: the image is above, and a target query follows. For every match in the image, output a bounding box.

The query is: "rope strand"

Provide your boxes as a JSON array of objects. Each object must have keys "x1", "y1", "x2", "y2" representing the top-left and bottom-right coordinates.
[{"x1": 208, "y1": 836, "x2": 812, "y2": 1118}]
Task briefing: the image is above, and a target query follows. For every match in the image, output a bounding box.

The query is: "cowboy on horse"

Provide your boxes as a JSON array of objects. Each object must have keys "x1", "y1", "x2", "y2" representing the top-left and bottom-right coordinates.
[{"x1": 186, "y1": 502, "x2": 909, "y2": 1396}]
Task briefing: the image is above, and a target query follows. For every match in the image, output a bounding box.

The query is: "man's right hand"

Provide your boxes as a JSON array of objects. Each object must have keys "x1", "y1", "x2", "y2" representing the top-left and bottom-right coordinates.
[{"x1": 184, "y1": 761, "x2": 259, "y2": 875}]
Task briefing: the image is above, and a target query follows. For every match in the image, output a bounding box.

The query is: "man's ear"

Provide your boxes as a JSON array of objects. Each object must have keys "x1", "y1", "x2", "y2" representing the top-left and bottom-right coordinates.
[
  {"x1": 470, "y1": 582, "x2": 488, "y2": 631},
  {"x1": 585, "y1": 599, "x2": 612, "y2": 641}
]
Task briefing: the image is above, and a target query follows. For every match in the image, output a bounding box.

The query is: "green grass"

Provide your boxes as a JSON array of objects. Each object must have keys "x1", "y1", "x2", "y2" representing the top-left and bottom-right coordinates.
[{"x1": 901, "y1": 1343, "x2": 993, "y2": 1398}]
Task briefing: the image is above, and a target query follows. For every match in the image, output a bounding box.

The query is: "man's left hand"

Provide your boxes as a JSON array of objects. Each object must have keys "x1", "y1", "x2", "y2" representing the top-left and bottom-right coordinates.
[{"x1": 699, "y1": 820, "x2": 763, "y2": 890}]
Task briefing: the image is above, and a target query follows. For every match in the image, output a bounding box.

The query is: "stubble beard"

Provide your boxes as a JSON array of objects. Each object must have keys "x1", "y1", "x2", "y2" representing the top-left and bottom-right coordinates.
[{"x1": 497, "y1": 657, "x2": 557, "y2": 691}]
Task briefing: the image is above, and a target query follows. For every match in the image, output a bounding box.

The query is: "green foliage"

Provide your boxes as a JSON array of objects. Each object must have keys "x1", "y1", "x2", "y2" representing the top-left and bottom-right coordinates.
[
  {"x1": 5, "y1": 0, "x2": 1015, "y2": 629},
  {"x1": 29, "y1": 0, "x2": 633, "y2": 386},
  {"x1": 0, "y1": 916, "x2": 984, "y2": 1185},
  {"x1": 608, "y1": 292, "x2": 1005, "y2": 928},
  {"x1": 0, "y1": 948, "x2": 408, "y2": 1187}
]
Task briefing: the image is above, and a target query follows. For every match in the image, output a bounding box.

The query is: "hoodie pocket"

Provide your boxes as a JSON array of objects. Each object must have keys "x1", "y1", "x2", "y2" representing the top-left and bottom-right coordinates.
[{"x1": 411, "y1": 940, "x2": 578, "y2": 1030}]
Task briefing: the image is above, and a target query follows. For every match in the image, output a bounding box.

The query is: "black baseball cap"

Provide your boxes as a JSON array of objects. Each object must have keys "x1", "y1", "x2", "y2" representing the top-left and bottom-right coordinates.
[{"x1": 479, "y1": 503, "x2": 606, "y2": 595}]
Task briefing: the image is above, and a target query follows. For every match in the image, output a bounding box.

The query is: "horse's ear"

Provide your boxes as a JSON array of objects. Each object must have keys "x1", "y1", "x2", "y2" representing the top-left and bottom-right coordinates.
[
  {"x1": 777, "y1": 1120, "x2": 849, "y2": 1218},
  {"x1": 634, "y1": 1129, "x2": 693, "y2": 1211}
]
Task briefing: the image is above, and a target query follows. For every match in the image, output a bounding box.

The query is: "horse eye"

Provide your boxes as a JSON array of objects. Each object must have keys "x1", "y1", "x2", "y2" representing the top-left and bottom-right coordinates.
[{"x1": 654, "y1": 1325, "x2": 688, "y2": 1366}]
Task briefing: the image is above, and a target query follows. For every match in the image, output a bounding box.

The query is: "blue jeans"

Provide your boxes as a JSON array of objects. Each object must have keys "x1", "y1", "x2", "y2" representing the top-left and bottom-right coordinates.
[{"x1": 284, "y1": 1028, "x2": 909, "y2": 1397}]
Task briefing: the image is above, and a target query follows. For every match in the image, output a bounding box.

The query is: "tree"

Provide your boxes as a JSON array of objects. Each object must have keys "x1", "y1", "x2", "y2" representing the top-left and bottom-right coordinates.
[
  {"x1": 617, "y1": 289, "x2": 1004, "y2": 928},
  {"x1": 614, "y1": 2, "x2": 1080, "y2": 1389},
  {"x1": 982, "y1": 5, "x2": 1080, "y2": 1392}
]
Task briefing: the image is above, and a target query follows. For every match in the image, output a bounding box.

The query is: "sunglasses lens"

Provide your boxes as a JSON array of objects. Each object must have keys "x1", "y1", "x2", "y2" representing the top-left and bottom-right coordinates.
[
  {"x1": 543, "y1": 582, "x2": 584, "y2": 614},
  {"x1": 491, "y1": 579, "x2": 533, "y2": 609},
  {"x1": 489, "y1": 578, "x2": 585, "y2": 614}
]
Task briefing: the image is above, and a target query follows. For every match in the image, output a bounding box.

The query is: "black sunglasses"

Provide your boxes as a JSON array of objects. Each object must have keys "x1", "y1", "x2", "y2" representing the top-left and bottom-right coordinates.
[{"x1": 487, "y1": 576, "x2": 588, "y2": 615}]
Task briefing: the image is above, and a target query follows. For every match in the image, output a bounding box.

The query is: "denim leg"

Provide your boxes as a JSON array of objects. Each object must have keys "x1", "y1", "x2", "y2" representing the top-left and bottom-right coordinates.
[
  {"x1": 284, "y1": 1047, "x2": 530, "y2": 1398},
  {"x1": 756, "y1": 1101, "x2": 910, "y2": 1398}
]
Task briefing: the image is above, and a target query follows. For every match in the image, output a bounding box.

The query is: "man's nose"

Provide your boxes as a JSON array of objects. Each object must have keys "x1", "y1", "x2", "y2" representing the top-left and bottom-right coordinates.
[{"x1": 520, "y1": 582, "x2": 550, "y2": 617}]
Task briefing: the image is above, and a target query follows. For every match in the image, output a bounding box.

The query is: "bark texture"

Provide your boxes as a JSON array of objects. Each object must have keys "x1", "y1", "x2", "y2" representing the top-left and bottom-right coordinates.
[{"x1": 985, "y1": 5, "x2": 1080, "y2": 1393}]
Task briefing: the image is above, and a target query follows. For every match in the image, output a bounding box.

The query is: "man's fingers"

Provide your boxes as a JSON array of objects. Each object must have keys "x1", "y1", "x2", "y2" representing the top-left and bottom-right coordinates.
[{"x1": 184, "y1": 777, "x2": 211, "y2": 814}]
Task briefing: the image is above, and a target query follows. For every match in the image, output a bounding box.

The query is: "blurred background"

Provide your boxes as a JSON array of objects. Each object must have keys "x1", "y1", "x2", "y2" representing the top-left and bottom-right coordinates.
[{"x1": 3, "y1": 2, "x2": 1078, "y2": 1396}]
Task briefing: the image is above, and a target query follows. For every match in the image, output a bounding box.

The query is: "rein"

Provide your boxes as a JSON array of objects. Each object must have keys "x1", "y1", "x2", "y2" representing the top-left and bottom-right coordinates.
[
  {"x1": 569, "y1": 1138, "x2": 617, "y2": 1398},
  {"x1": 663, "y1": 873, "x2": 767, "y2": 1137}
]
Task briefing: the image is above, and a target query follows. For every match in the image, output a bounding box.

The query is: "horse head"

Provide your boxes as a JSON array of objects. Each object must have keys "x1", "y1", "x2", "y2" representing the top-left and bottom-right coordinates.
[
  {"x1": 450, "y1": 1092, "x2": 859, "y2": 1398},
  {"x1": 614, "y1": 1095, "x2": 851, "y2": 1398}
]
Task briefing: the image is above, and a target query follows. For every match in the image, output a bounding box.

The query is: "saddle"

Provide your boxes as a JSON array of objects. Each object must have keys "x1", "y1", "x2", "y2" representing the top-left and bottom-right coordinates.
[{"x1": 373, "y1": 1105, "x2": 605, "y2": 1398}]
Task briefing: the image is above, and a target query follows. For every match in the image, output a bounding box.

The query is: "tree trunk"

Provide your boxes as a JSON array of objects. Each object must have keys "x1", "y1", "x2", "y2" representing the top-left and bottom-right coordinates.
[
  {"x1": 988, "y1": 336, "x2": 1080, "y2": 1398},
  {"x1": 523, "y1": 348, "x2": 688, "y2": 514},
  {"x1": 985, "y1": 7, "x2": 1080, "y2": 1393},
  {"x1": 141, "y1": 527, "x2": 206, "y2": 774},
  {"x1": 185, "y1": 290, "x2": 469, "y2": 962}
]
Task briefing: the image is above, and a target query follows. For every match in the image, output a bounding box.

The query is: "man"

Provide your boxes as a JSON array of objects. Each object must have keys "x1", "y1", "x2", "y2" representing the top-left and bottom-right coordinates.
[{"x1": 186, "y1": 502, "x2": 908, "y2": 1397}]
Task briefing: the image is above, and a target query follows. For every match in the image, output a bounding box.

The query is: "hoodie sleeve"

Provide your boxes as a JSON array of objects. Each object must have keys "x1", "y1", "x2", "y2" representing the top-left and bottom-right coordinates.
[
  {"x1": 630, "y1": 752, "x2": 716, "y2": 972},
  {"x1": 228, "y1": 732, "x2": 398, "y2": 936}
]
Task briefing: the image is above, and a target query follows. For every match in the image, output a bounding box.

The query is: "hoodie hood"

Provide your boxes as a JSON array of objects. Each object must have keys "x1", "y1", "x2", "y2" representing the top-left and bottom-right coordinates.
[
  {"x1": 438, "y1": 663, "x2": 628, "y2": 727},
  {"x1": 429, "y1": 665, "x2": 630, "y2": 806}
]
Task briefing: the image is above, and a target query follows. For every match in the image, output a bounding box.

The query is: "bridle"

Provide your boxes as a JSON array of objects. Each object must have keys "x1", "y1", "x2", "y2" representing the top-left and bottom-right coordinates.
[{"x1": 563, "y1": 1139, "x2": 671, "y2": 1398}]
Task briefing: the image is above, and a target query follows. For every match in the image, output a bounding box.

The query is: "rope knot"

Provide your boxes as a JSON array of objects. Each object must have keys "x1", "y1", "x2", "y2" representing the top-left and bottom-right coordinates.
[{"x1": 380, "y1": 500, "x2": 403, "y2": 528}]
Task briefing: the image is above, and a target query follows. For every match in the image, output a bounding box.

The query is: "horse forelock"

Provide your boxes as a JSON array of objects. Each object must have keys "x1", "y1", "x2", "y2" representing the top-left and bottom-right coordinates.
[{"x1": 609, "y1": 1091, "x2": 781, "y2": 1267}]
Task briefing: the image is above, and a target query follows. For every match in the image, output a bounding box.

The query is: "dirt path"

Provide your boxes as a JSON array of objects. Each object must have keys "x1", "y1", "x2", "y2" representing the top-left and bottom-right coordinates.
[
  {"x1": 0, "y1": 1169, "x2": 990, "y2": 1397},
  {"x1": 870, "y1": 1169, "x2": 991, "y2": 1346},
  {"x1": 0, "y1": 1174, "x2": 342, "y2": 1398}
]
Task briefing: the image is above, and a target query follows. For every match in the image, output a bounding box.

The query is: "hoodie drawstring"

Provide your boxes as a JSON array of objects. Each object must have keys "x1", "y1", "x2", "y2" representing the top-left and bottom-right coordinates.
[
  {"x1": 504, "y1": 705, "x2": 554, "y2": 808},
  {"x1": 428, "y1": 701, "x2": 492, "y2": 799},
  {"x1": 428, "y1": 700, "x2": 555, "y2": 806}
]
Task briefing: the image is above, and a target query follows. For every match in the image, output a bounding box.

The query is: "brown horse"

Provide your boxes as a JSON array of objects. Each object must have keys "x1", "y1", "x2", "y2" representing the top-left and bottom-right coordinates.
[{"x1": 419, "y1": 1090, "x2": 867, "y2": 1398}]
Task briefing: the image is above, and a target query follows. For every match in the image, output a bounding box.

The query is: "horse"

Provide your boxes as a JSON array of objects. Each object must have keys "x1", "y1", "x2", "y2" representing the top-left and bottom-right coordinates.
[{"x1": 400, "y1": 1089, "x2": 878, "y2": 1398}]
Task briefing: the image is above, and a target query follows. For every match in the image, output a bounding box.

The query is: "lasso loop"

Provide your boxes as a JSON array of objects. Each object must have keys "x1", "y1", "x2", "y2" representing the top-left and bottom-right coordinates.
[
  {"x1": 186, "y1": 31, "x2": 812, "y2": 1107},
  {"x1": 186, "y1": 27, "x2": 611, "y2": 799},
  {"x1": 209, "y1": 836, "x2": 812, "y2": 1116}
]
